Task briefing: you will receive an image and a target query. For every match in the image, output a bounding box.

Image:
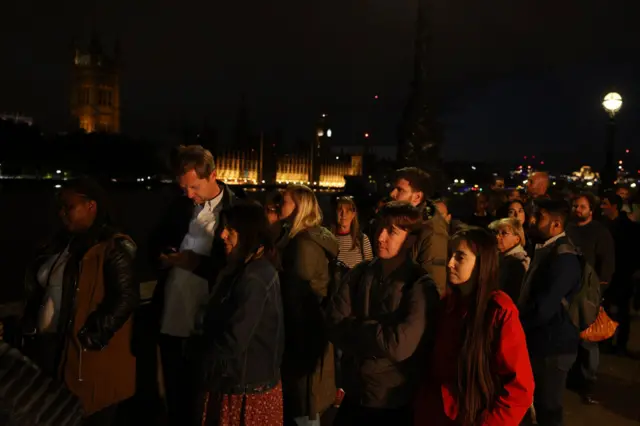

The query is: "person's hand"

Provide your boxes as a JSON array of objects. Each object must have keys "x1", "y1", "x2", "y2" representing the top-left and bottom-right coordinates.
[{"x1": 160, "y1": 250, "x2": 200, "y2": 271}]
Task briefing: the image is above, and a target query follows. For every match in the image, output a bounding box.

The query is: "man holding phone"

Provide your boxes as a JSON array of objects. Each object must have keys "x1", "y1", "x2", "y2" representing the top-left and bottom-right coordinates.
[{"x1": 149, "y1": 145, "x2": 236, "y2": 425}]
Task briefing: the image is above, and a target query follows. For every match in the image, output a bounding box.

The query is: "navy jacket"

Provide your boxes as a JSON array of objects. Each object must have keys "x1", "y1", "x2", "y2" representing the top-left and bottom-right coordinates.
[{"x1": 519, "y1": 235, "x2": 581, "y2": 357}]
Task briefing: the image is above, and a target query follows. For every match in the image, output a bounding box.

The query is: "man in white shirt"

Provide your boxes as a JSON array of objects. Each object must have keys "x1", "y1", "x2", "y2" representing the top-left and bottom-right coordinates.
[{"x1": 150, "y1": 145, "x2": 235, "y2": 425}]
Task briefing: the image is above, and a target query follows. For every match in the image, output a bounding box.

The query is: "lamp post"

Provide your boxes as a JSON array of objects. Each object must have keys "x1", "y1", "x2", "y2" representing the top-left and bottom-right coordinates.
[{"x1": 601, "y1": 92, "x2": 623, "y2": 192}]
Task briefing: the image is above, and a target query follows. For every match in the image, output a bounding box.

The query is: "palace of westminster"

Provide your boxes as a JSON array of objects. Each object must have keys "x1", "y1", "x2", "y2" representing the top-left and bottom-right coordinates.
[{"x1": 69, "y1": 35, "x2": 362, "y2": 188}]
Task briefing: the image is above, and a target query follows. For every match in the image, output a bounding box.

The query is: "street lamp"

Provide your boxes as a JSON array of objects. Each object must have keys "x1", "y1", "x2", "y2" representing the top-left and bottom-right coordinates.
[
  {"x1": 602, "y1": 92, "x2": 622, "y2": 117},
  {"x1": 601, "y1": 92, "x2": 623, "y2": 192}
]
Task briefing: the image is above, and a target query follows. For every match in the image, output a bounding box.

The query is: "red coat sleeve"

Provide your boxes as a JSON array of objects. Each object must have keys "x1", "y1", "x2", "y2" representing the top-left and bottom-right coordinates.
[{"x1": 481, "y1": 301, "x2": 535, "y2": 426}]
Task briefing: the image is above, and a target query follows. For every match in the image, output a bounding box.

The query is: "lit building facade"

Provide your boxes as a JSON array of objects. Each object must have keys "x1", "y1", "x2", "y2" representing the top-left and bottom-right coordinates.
[
  {"x1": 70, "y1": 35, "x2": 121, "y2": 133},
  {"x1": 214, "y1": 150, "x2": 362, "y2": 188}
]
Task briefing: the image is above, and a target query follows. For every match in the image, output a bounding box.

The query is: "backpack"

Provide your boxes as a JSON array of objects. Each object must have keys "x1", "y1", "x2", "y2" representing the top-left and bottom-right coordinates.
[{"x1": 556, "y1": 244, "x2": 601, "y2": 331}]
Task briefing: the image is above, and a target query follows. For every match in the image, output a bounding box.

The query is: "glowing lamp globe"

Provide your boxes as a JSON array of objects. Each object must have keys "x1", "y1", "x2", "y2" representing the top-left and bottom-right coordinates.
[{"x1": 602, "y1": 92, "x2": 623, "y2": 116}]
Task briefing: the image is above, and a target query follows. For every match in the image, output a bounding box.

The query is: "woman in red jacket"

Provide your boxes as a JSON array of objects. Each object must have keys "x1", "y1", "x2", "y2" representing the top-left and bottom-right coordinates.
[{"x1": 414, "y1": 227, "x2": 534, "y2": 426}]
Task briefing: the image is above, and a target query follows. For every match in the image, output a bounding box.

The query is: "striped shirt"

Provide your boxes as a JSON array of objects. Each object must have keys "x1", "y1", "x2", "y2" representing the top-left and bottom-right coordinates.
[{"x1": 336, "y1": 233, "x2": 374, "y2": 268}]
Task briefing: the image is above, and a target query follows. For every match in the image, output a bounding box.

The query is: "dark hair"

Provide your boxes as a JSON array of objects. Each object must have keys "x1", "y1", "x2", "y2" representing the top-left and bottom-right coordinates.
[
  {"x1": 450, "y1": 227, "x2": 500, "y2": 425},
  {"x1": 575, "y1": 192, "x2": 597, "y2": 211},
  {"x1": 602, "y1": 192, "x2": 623, "y2": 212},
  {"x1": 508, "y1": 199, "x2": 525, "y2": 212},
  {"x1": 60, "y1": 177, "x2": 113, "y2": 227},
  {"x1": 377, "y1": 201, "x2": 424, "y2": 234},
  {"x1": 265, "y1": 191, "x2": 283, "y2": 215},
  {"x1": 534, "y1": 198, "x2": 570, "y2": 228},
  {"x1": 220, "y1": 201, "x2": 274, "y2": 261},
  {"x1": 395, "y1": 167, "x2": 433, "y2": 199},
  {"x1": 172, "y1": 145, "x2": 215, "y2": 179}
]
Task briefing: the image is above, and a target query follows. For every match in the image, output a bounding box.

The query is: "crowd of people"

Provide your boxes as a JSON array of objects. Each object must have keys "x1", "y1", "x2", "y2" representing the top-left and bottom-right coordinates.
[{"x1": 1, "y1": 146, "x2": 637, "y2": 426}]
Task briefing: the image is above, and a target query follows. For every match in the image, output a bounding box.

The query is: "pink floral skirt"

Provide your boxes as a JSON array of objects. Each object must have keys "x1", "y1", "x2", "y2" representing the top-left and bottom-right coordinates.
[{"x1": 201, "y1": 382, "x2": 283, "y2": 426}]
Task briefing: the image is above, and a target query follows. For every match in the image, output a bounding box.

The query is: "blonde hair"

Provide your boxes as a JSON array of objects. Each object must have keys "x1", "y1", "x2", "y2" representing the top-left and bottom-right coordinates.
[
  {"x1": 488, "y1": 217, "x2": 526, "y2": 247},
  {"x1": 285, "y1": 184, "x2": 323, "y2": 238}
]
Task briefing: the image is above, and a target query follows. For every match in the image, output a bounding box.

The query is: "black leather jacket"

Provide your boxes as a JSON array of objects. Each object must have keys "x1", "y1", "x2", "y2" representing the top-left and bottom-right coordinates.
[
  {"x1": 23, "y1": 227, "x2": 138, "y2": 367},
  {"x1": 197, "y1": 256, "x2": 284, "y2": 393}
]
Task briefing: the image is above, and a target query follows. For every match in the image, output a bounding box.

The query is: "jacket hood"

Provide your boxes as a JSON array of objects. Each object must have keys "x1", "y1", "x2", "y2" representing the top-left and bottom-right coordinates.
[{"x1": 303, "y1": 226, "x2": 339, "y2": 258}]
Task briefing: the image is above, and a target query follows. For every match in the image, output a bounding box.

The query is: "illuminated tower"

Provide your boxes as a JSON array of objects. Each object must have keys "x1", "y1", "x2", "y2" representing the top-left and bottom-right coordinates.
[
  {"x1": 311, "y1": 113, "x2": 332, "y2": 184},
  {"x1": 70, "y1": 33, "x2": 121, "y2": 133}
]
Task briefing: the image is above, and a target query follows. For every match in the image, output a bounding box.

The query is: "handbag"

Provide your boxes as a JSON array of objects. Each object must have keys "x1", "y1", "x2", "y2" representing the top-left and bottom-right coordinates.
[{"x1": 579, "y1": 307, "x2": 618, "y2": 342}]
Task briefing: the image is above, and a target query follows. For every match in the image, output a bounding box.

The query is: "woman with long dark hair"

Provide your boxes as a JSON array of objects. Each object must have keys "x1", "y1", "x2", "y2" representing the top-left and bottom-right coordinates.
[
  {"x1": 196, "y1": 201, "x2": 284, "y2": 426},
  {"x1": 413, "y1": 227, "x2": 534, "y2": 426}
]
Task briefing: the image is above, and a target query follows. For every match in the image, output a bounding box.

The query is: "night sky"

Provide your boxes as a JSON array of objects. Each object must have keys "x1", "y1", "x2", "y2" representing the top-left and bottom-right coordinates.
[{"x1": 0, "y1": 0, "x2": 638, "y2": 167}]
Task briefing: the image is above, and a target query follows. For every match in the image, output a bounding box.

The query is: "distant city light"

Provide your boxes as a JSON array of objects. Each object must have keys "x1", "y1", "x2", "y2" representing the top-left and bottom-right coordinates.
[
  {"x1": 626, "y1": 149, "x2": 630, "y2": 153},
  {"x1": 471, "y1": 166, "x2": 476, "y2": 170},
  {"x1": 632, "y1": 183, "x2": 637, "y2": 188},
  {"x1": 317, "y1": 129, "x2": 324, "y2": 137},
  {"x1": 54, "y1": 184, "x2": 61, "y2": 188},
  {"x1": 586, "y1": 181, "x2": 594, "y2": 187},
  {"x1": 364, "y1": 132, "x2": 370, "y2": 138},
  {"x1": 327, "y1": 129, "x2": 332, "y2": 138},
  {"x1": 454, "y1": 179, "x2": 459, "y2": 183},
  {"x1": 56, "y1": 170, "x2": 61, "y2": 174},
  {"x1": 460, "y1": 179, "x2": 466, "y2": 184},
  {"x1": 321, "y1": 113, "x2": 327, "y2": 118},
  {"x1": 336, "y1": 156, "x2": 339, "y2": 160},
  {"x1": 540, "y1": 161, "x2": 545, "y2": 165},
  {"x1": 619, "y1": 160, "x2": 623, "y2": 164},
  {"x1": 374, "y1": 95, "x2": 379, "y2": 100}
]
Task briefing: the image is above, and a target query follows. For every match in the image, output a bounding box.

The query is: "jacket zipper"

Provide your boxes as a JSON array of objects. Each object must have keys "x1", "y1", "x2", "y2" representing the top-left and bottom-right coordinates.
[{"x1": 68, "y1": 263, "x2": 82, "y2": 382}]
